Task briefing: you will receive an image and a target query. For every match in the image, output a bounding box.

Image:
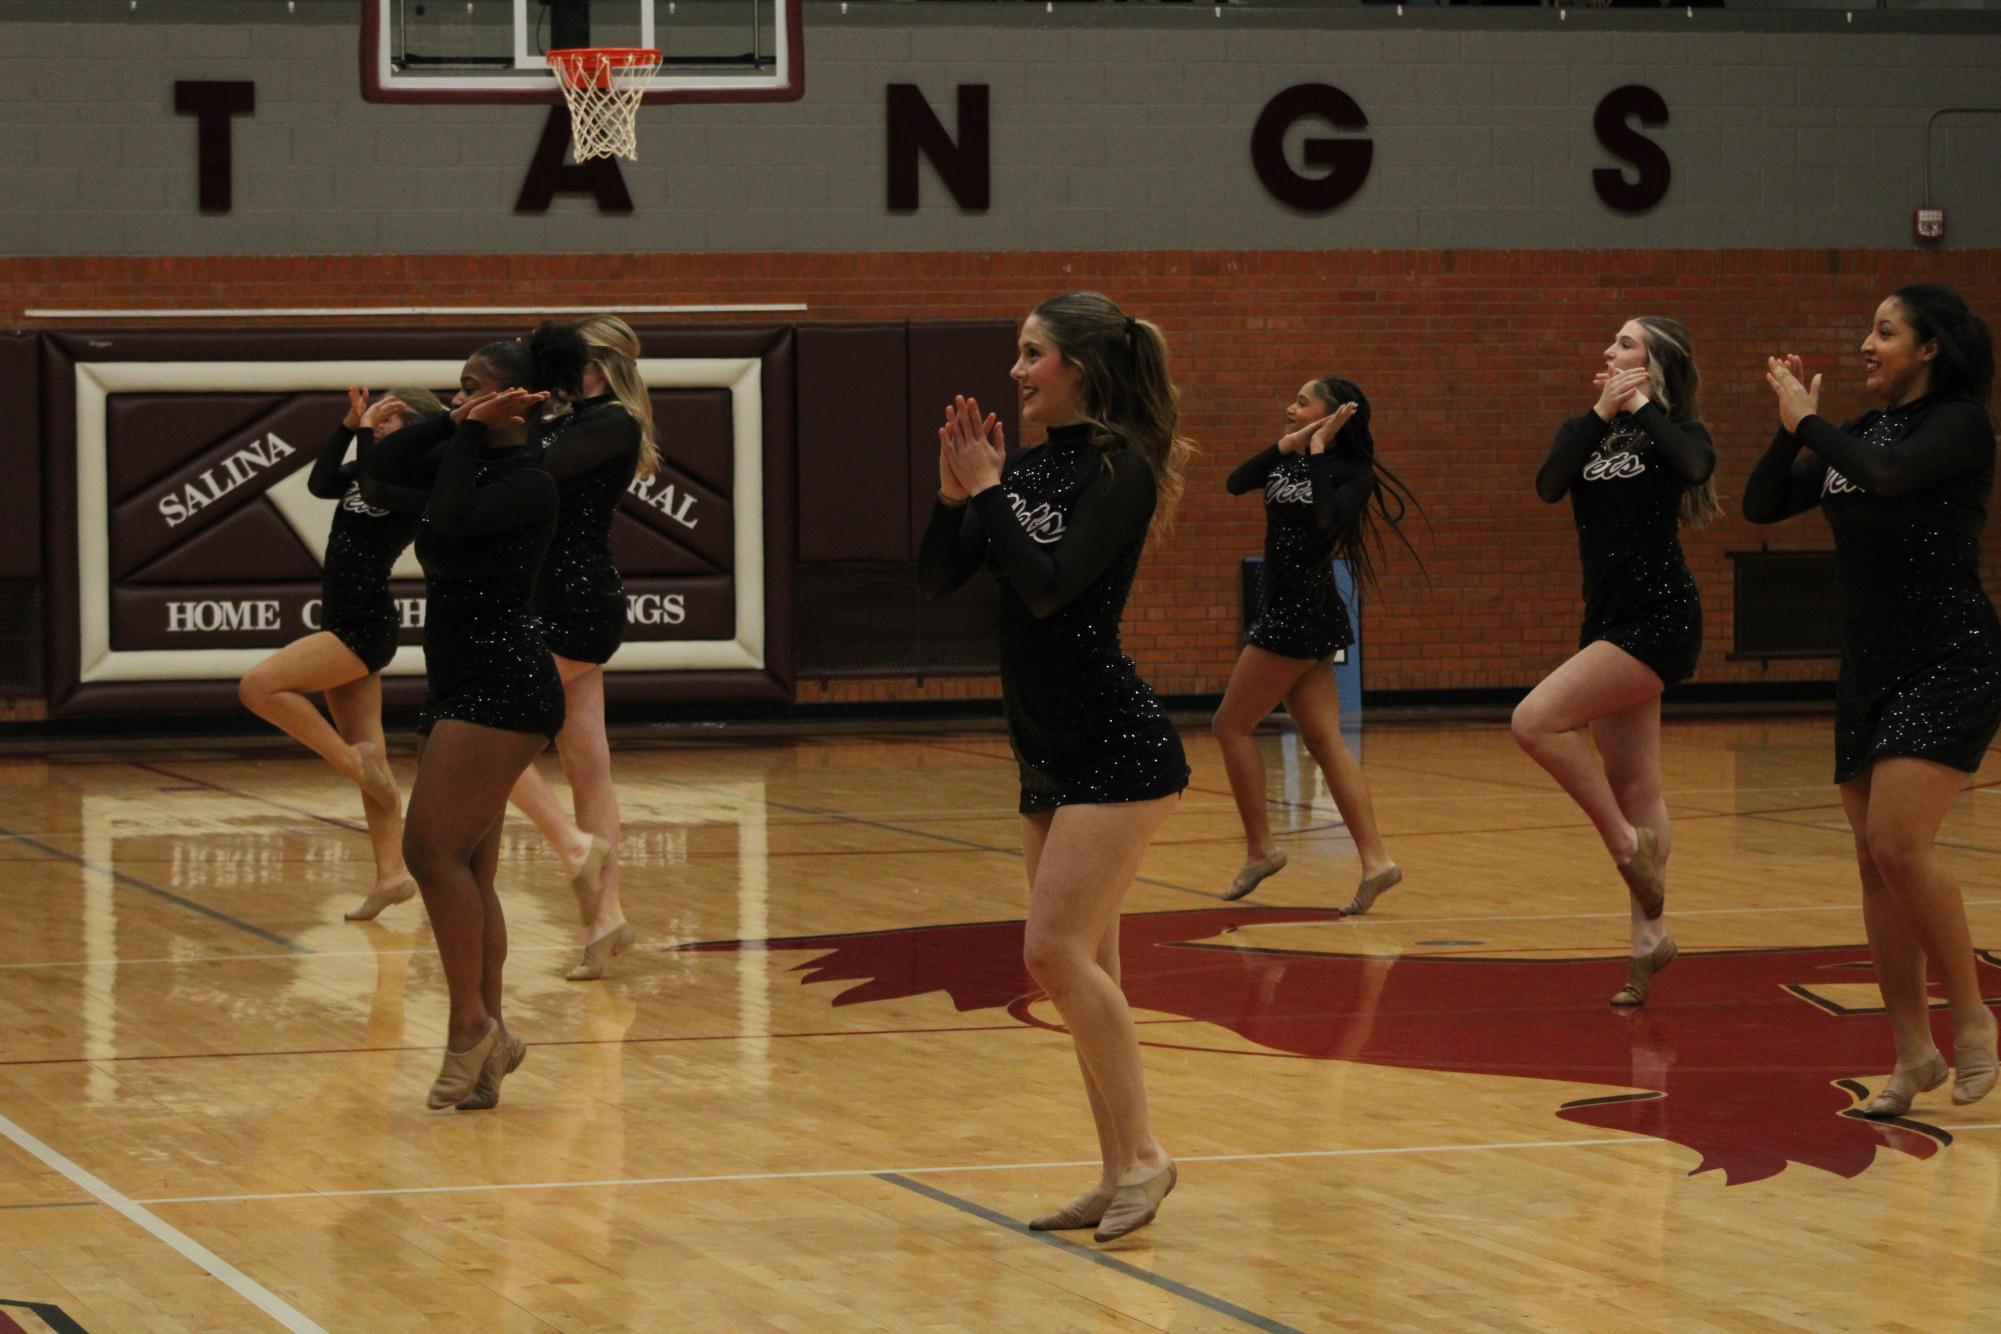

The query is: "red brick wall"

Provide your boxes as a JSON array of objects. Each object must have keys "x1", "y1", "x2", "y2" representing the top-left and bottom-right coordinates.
[{"x1": 11, "y1": 249, "x2": 1999, "y2": 704}]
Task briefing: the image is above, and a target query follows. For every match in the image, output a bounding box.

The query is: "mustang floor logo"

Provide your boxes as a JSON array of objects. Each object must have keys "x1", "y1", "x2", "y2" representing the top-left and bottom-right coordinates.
[{"x1": 679, "y1": 907, "x2": 1976, "y2": 1185}]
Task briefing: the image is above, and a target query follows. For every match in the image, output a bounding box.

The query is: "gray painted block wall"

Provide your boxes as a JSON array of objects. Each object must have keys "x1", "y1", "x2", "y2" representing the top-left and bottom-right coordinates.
[{"x1": 0, "y1": 7, "x2": 1996, "y2": 253}]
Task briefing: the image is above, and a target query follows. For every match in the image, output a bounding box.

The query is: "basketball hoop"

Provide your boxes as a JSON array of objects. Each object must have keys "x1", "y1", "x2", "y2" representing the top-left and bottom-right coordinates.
[{"x1": 547, "y1": 48, "x2": 662, "y2": 162}]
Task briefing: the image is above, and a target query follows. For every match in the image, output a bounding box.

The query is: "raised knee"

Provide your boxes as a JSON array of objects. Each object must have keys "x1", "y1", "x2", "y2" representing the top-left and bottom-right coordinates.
[
  {"x1": 1509, "y1": 703, "x2": 1544, "y2": 750},
  {"x1": 237, "y1": 672, "x2": 269, "y2": 710}
]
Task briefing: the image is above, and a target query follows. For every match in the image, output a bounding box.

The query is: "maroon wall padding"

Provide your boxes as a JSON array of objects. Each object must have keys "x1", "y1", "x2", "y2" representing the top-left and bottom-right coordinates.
[
  {"x1": 796, "y1": 324, "x2": 910, "y2": 562},
  {"x1": 41, "y1": 324, "x2": 799, "y2": 719},
  {"x1": 1, "y1": 333, "x2": 42, "y2": 580},
  {"x1": 904, "y1": 322, "x2": 1019, "y2": 558}
]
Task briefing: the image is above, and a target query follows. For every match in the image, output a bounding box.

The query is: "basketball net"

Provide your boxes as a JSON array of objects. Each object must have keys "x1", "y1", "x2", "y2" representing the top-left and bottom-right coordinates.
[{"x1": 547, "y1": 48, "x2": 662, "y2": 163}]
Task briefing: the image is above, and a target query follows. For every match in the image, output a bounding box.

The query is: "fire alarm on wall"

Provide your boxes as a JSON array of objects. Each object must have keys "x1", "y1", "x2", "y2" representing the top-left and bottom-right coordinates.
[{"x1": 1915, "y1": 207, "x2": 1946, "y2": 242}]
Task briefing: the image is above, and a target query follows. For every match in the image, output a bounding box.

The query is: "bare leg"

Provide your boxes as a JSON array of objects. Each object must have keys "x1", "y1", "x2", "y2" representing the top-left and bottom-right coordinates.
[
  {"x1": 1510, "y1": 641, "x2": 1664, "y2": 862},
  {"x1": 470, "y1": 812, "x2": 507, "y2": 1031},
  {"x1": 238, "y1": 632, "x2": 374, "y2": 787},
  {"x1": 1860, "y1": 758, "x2": 1993, "y2": 1054},
  {"x1": 1841, "y1": 775, "x2": 1937, "y2": 1068},
  {"x1": 1590, "y1": 695, "x2": 1670, "y2": 955},
  {"x1": 1025, "y1": 812, "x2": 1120, "y2": 1205},
  {"x1": 1212, "y1": 645, "x2": 1319, "y2": 866},
  {"x1": 509, "y1": 762, "x2": 595, "y2": 873},
  {"x1": 553, "y1": 664, "x2": 624, "y2": 938},
  {"x1": 325, "y1": 673, "x2": 409, "y2": 892},
  {"x1": 404, "y1": 720, "x2": 547, "y2": 1050},
  {"x1": 1283, "y1": 662, "x2": 1394, "y2": 879},
  {"x1": 1022, "y1": 796, "x2": 1179, "y2": 1190}
]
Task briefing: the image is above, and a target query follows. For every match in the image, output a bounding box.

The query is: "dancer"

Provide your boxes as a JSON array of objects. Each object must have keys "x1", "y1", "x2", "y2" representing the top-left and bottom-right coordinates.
[
  {"x1": 920, "y1": 291, "x2": 1193, "y2": 1243},
  {"x1": 1743, "y1": 283, "x2": 1999, "y2": 1114},
  {"x1": 1214, "y1": 376, "x2": 1420, "y2": 910},
  {"x1": 507, "y1": 315, "x2": 655, "y2": 981},
  {"x1": 365, "y1": 325, "x2": 585, "y2": 1110},
  {"x1": 239, "y1": 386, "x2": 443, "y2": 921},
  {"x1": 1511, "y1": 317, "x2": 1717, "y2": 1007}
]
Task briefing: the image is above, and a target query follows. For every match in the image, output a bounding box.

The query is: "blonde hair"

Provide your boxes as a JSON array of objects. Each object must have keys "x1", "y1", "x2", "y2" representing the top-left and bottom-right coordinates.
[
  {"x1": 1028, "y1": 291, "x2": 1197, "y2": 539},
  {"x1": 1632, "y1": 315, "x2": 1721, "y2": 529},
  {"x1": 573, "y1": 314, "x2": 660, "y2": 481},
  {"x1": 385, "y1": 386, "x2": 447, "y2": 421}
]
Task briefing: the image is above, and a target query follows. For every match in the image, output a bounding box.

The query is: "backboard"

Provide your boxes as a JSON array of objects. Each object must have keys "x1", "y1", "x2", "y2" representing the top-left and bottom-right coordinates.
[{"x1": 361, "y1": 0, "x2": 803, "y2": 104}]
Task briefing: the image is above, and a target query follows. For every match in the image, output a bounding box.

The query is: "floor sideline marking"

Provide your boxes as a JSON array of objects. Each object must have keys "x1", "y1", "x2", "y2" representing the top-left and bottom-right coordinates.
[{"x1": 0, "y1": 1110, "x2": 327, "y2": 1333}]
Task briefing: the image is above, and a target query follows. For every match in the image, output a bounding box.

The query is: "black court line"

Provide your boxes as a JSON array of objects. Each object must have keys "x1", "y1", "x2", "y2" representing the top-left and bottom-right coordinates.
[
  {"x1": 0, "y1": 1299, "x2": 91, "y2": 1334},
  {"x1": 0, "y1": 825, "x2": 310, "y2": 955},
  {"x1": 876, "y1": 1173, "x2": 1306, "y2": 1334},
  {"x1": 0, "y1": 1201, "x2": 99, "y2": 1211},
  {"x1": 648, "y1": 776, "x2": 1224, "y2": 903}
]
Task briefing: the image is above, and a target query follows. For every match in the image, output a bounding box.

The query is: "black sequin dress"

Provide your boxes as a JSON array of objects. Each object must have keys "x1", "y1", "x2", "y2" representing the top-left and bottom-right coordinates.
[
  {"x1": 1538, "y1": 403, "x2": 1715, "y2": 689},
  {"x1": 365, "y1": 416, "x2": 565, "y2": 739},
  {"x1": 535, "y1": 393, "x2": 642, "y2": 665},
  {"x1": 1744, "y1": 393, "x2": 2001, "y2": 782},
  {"x1": 307, "y1": 424, "x2": 423, "y2": 673},
  {"x1": 1226, "y1": 443, "x2": 1377, "y2": 662},
  {"x1": 920, "y1": 424, "x2": 1190, "y2": 814}
]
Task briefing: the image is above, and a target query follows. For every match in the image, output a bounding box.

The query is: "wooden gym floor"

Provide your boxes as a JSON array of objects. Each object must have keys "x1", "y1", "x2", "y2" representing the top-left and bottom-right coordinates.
[{"x1": 3, "y1": 713, "x2": 2000, "y2": 1332}]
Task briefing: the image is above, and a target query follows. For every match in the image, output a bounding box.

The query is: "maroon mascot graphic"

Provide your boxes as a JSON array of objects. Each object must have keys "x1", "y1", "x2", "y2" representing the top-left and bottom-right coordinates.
[{"x1": 680, "y1": 907, "x2": 1982, "y2": 1185}]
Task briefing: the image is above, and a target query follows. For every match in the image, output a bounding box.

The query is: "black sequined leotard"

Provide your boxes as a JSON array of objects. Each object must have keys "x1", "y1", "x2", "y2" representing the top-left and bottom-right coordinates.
[
  {"x1": 1226, "y1": 443, "x2": 1377, "y2": 662},
  {"x1": 1744, "y1": 393, "x2": 2001, "y2": 783},
  {"x1": 366, "y1": 415, "x2": 565, "y2": 739},
  {"x1": 1538, "y1": 402, "x2": 1715, "y2": 689},
  {"x1": 920, "y1": 424, "x2": 1190, "y2": 814},
  {"x1": 535, "y1": 394, "x2": 642, "y2": 664},
  {"x1": 307, "y1": 424, "x2": 422, "y2": 673}
]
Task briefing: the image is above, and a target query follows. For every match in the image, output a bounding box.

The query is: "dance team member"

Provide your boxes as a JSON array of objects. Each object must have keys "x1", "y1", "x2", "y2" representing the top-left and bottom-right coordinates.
[
  {"x1": 507, "y1": 315, "x2": 655, "y2": 980},
  {"x1": 1744, "y1": 283, "x2": 1999, "y2": 1114},
  {"x1": 1512, "y1": 317, "x2": 1717, "y2": 1007},
  {"x1": 238, "y1": 386, "x2": 443, "y2": 921},
  {"x1": 366, "y1": 326, "x2": 584, "y2": 1110},
  {"x1": 1214, "y1": 375, "x2": 1418, "y2": 911},
  {"x1": 921, "y1": 291, "x2": 1192, "y2": 1242}
]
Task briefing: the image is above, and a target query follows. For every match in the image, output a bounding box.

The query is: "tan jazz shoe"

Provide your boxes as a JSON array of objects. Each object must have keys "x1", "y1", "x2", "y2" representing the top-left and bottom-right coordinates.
[
  {"x1": 1343, "y1": 865, "x2": 1403, "y2": 916},
  {"x1": 1610, "y1": 936, "x2": 1678, "y2": 1007},
  {"x1": 456, "y1": 1027, "x2": 528, "y2": 1112},
  {"x1": 354, "y1": 741, "x2": 400, "y2": 811},
  {"x1": 426, "y1": 1020, "x2": 498, "y2": 1110},
  {"x1": 1953, "y1": 1008, "x2": 1999, "y2": 1106},
  {"x1": 1859, "y1": 1052, "x2": 1947, "y2": 1119},
  {"x1": 343, "y1": 876, "x2": 417, "y2": 922},
  {"x1": 1617, "y1": 826, "x2": 1665, "y2": 920},
  {"x1": 568, "y1": 835, "x2": 613, "y2": 926},
  {"x1": 566, "y1": 920, "x2": 635, "y2": 982},
  {"x1": 1225, "y1": 852, "x2": 1287, "y2": 902},
  {"x1": 1028, "y1": 1188, "x2": 1114, "y2": 1232},
  {"x1": 1093, "y1": 1161, "x2": 1176, "y2": 1243}
]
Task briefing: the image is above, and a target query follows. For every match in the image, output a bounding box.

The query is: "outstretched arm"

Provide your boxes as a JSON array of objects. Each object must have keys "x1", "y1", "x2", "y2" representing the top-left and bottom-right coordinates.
[{"x1": 1226, "y1": 444, "x2": 1283, "y2": 496}]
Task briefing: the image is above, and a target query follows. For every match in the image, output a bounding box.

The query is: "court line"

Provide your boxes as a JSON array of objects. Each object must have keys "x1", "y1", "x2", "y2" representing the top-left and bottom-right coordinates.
[
  {"x1": 647, "y1": 774, "x2": 1226, "y2": 903},
  {"x1": 129, "y1": 1133, "x2": 1672, "y2": 1207},
  {"x1": 0, "y1": 1110, "x2": 326, "y2": 1333},
  {"x1": 0, "y1": 824, "x2": 309, "y2": 955},
  {"x1": 875, "y1": 1172, "x2": 1305, "y2": 1334}
]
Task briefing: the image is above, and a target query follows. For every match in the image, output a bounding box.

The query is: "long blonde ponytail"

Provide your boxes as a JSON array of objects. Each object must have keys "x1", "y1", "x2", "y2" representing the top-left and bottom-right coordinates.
[{"x1": 573, "y1": 314, "x2": 660, "y2": 480}]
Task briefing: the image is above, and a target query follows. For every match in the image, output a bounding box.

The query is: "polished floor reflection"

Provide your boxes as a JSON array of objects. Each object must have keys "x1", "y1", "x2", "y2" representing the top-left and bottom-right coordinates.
[{"x1": 2, "y1": 715, "x2": 2000, "y2": 1331}]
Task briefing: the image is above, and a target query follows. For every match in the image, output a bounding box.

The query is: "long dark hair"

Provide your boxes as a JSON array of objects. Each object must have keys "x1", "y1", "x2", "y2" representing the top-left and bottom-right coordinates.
[
  {"x1": 1631, "y1": 315, "x2": 1719, "y2": 528},
  {"x1": 1028, "y1": 291, "x2": 1197, "y2": 538},
  {"x1": 1893, "y1": 282, "x2": 1995, "y2": 406},
  {"x1": 471, "y1": 321, "x2": 589, "y2": 400},
  {"x1": 1305, "y1": 375, "x2": 1426, "y2": 593}
]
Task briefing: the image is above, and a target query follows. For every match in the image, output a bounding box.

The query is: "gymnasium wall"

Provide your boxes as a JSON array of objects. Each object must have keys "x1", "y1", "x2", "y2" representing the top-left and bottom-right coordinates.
[{"x1": 3, "y1": 4, "x2": 1999, "y2": 717}]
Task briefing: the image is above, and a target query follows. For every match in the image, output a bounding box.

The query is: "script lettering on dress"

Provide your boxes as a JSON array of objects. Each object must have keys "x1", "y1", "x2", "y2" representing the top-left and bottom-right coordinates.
[{"x1": 1007, "y1": 491, "x2": 1066, "y2": 545}]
